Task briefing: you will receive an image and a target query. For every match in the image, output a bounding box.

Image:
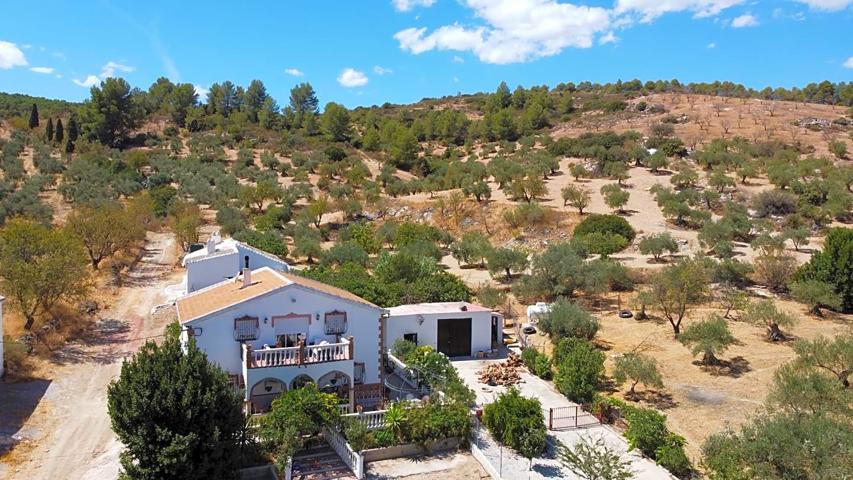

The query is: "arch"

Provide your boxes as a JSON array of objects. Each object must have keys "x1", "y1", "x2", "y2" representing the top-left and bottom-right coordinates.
[
  {"x1": 249, "y1": 378, "x2": 286, "y2": 413},
  {"x1": 317, "y1": 370, "x2": 351, "y2": 402},
  {"x1": 290, "y1": 374, "x2": 314, "y2": 390}
]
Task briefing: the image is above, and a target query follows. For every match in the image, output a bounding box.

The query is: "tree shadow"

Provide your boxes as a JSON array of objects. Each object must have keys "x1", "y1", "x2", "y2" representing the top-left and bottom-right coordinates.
[
  {"x1": 630, "y1": 390, "x2": 679, "y2": 410},
  {"x1": 49, "y1": 318, "x2": 133, "y2": 366},
  {"x1": 693, "y1": 356, "x2": 752, "y2": 378},
  {"x1": 0, "y1": 378, "x2": 51, "y2": 456}
]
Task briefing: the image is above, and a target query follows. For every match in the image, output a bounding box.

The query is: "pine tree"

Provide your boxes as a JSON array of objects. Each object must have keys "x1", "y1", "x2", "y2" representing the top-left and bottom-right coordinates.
[
  {"x1": 67, "y1": 117, "x2": 79, "y2": 142},
  {"x1": 55, "y1": 119, "x2": 64, "y2": 144},
  {"x1": 45, "y1": 118, "x2": 54, "y2": 142},
  {"x1": 28, "y1": 103, "x2": 39, "y2": 129}
]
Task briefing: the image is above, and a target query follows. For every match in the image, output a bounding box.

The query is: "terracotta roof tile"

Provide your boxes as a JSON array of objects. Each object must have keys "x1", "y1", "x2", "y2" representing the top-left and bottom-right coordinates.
[{"x1": 177, "y1": 268, "x2": 287, "y2": 323}]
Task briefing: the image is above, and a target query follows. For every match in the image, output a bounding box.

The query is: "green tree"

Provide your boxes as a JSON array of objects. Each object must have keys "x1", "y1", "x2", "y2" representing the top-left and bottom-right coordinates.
[
  {"x1": 678, "y1": 314, "x2": 736, "y2": 365},
  {"x1": 165, "y1": 83, "x2": 198, "y2": 127},
  {"x1": 557, "y1": 436, "x2": 633, "y2": 480},
  {"x1": 294, "y1": 225, "x2": 322, "y2": 263},
  {"x1": 600, "y1": 184, "x2": 629, "y2": 213},
  {"x1": 742, "y1": 300, "x2": 797, "y2": 341},
  {"x1": 45, "y1": 117, "x2": 54, "y2": 142},
  {"x1": 486, "y1": 246, "x2": 528, "y2": 281},
  {"x1": 450, "y1": 231, "x2": 492, "y2": 268},
  {"x1": 539, "y1": 298, "x2": 599, "y2": 342},
  {"x1": 482, "y1": 388, "x2": 547, "y2": 457},
  {"x1": 561, "y1": 184, "x2": 591, "y2": 214},
  {"x1": 795, "y1": 227, "x2": 853, "y2": 312},
  {"x1": 28, "y1": 103, "x2": 39, "y2": 129},
  {"x1": 81, "y1": 77, "x2": 143, "y2": 147},
  {"x1": 553, "y1": 338, "x2": 604, "y2": 403},
  {"x1": 613, "y1": 352, "x2": 664, "y2": 397},
  {"x1": 107, "y1": 336, "x2": 245, "y2": 480},
  {"x1": 790, "y1": 333, "x2": 852, "y2": 388},
  {"x1": 67, "y1": 116, "x2": 79, "y2": 141},
  {"x1": 289, "y1": 82, "x2": 319, "y2": 127},
  {"x1": 170, "y1": 202, "x2": 202, "y2": 252},
  {"x1": 321, "y1": 102, "x2": 351, "y2": 142},
  {"x1": 55, "y1": 118, "x2": 64, "y2": 144},
  {"x1": 67, "y1": 203, "x2": 145, "y2": 269},
  {"x1": 788, "y1": 279, "x2": 842, "y2": 316},
  {"x1": 646, "y1": 258, "x2": 709, "y2": 336},
  {"x1": 638, "y1": 233, "x2": 678, "y2": 262},
  {"x1": 0, "y1": 219, "x2": 90, "y2": 330}
]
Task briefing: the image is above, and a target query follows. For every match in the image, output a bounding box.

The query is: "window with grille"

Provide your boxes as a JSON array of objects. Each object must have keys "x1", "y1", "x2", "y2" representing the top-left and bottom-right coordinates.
[
  {"x1": 234, "y1": 316, "x2": 259, "y2": 341},
  {"x1": 354, "y1": 362, "x2": 365, "y2": 384},
  {"x1": 324, "y1": 311, "x2": 348, "y2": 334}
]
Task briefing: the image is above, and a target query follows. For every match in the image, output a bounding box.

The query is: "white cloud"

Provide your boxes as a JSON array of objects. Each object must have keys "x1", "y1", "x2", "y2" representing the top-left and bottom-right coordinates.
[
  {"x1": 337, "y1": 68, "x2": 369, "y2": 87},
  {"x1": 731, "y1": 13, "x2": 758, "y2": 27},
  {"x1": 453, "y1": 76, "x2": 460, "y2": 83},
  {"x1": 73, "y1": 75, "x2": 100, "y2": 87},
  {"x1": 29, "y1": 66, "x2": 54, "y2": 74},
  {"x1": 793, "y1": 0, "x2": 852, "y2": 10},
  {"x1": 395, "y1": 0, "x2": 611, "y2": 64},
  {"x1": 599, "y1": 31, "x2": 619, "y2": 44},
  {"x1": 393, "y1": 0, "x2": 436, "y2": 12},
  {"x1": 100, "y1": 61, "x2": 134, "y2": 78},
  {"x1": 614, "y1": 0, "x2": 744, "y2": 22},
  {"x1": 373, "y1": 65, "x2": 393, "y2": 75},
  {"x1": 844, "y1": 56, "x2": 853, "y2": 69},
  {"x1": 285, "y1": 68, "x2": 304, "y2": 76},
  {"x1": 452, "y1": 55, "x2": 465, "y2": 63},
  {"x1": 0, "y1": 40, "x2": 28, "y2": 69},
  {"x1": 707, "y1": 42, "x2": 716, "y2": 48},
  {"x1": 194, "y1": 84, "x2": 210, "y2": 98}
]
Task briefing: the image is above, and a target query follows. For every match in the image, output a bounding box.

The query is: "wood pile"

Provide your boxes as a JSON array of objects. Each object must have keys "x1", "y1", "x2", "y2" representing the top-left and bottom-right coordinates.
[{"x1": 477, "y1": 353, "x2": 522, "y2": 386}]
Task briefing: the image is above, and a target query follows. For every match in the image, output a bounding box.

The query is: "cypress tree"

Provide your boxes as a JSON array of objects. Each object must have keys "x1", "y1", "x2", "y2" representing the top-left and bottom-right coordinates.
[
  {"x1": 28, "y1": 103, "x2": 39, "y2": 129},
  {"x1": 45, "y1": 118, "x2": 54, "y2": 142},
  {"x1": 65, "y1": 139, "x2": 75, "y2": 154},
  {"x1": 55, "y1": 119, "x2": 64, "y2": 144},
  {"x1": 67, "y1": 117, "x2": 79, "y2": 142}
]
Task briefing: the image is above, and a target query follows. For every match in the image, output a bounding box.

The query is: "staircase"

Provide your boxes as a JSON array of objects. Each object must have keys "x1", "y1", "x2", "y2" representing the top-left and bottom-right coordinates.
[{"x1": 291, "y1": 444, "x2": 357, "y2": 480}]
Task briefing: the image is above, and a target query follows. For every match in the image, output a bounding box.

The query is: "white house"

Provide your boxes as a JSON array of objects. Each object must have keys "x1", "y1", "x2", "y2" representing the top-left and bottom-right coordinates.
[
  {"x1": 0, "y1": 296, "x2": 5, "y2": 378},
  {"x1": 177, "y1": 267, "x2": 386, "y2": 413},
  {"x1": 181, "y1": 233, "x2": 290, "y2": 293},
  {"x1": 385, "y1": 302, "x2": 502, "y2": 358}
]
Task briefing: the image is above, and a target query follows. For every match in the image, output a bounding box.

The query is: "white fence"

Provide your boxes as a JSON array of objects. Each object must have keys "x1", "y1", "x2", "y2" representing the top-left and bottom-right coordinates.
[
  {"x1": 323, "y1": 426, "x2": 364, "y2": 479},
  {"x1": 343, "y1": 409, "x2": 387, "y2": 430}
]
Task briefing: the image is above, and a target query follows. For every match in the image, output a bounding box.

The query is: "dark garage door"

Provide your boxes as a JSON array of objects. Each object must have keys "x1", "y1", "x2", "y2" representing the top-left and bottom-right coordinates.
[{"x1": 437, "y1": 318, "x2": 472, "y2": 357}]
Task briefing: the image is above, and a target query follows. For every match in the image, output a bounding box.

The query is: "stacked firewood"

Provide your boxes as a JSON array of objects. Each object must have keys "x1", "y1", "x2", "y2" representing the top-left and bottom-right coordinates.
[{"x1": 477, "y1": 353, "x2": 522, "y2": 386}]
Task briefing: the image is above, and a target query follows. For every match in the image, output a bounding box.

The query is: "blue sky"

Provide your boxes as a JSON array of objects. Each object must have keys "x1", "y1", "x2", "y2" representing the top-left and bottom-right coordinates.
[{"x1": 0, "y1": 0, "x2": 851, "y2": 108}]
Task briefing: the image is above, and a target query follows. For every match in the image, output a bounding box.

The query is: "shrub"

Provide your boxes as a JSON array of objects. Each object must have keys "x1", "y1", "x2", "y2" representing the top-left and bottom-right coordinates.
[
  {"x1": 751, "y1": 190, "x2": 798, "y2": 218},
  {"x1": 655, "y1": 434, "x2": 692, "y2": 477},
  {"x1": 521, "y1": 348, "x2": 552, "y2": 379},
  {"x1": 581, "y1": 231, "x2": 629, "y2": 257},
  {"x1": 623, "y1": 407, "x2": 668, "y2": 458},
  {"x1": 795, "y1": 227, "x2": 853, "y2": 312},
  {"x1": 788, "y1": 279, "x2": 842, "y2": 316},
  {"x1": 574, "y1": 214, "x2": 635, "y2": 243},
  {"x1": 503, "y1": 202, "x2": 548, "y2": 228},
  {"x1": 553, "y1": 338, "x2": 604, "y2": 403},
  {"x1": 407, "y1": 401, "x2": 471, "y2": 446},
  {"x1": 482, "y1": 388, "x2": 547, "y2": 458},
  {"x1": 753, "y1": 253, "x2": 798, "y2": 292},
  {"x1": 539, "y1": 298, "x2": 599, "y2": 341}
]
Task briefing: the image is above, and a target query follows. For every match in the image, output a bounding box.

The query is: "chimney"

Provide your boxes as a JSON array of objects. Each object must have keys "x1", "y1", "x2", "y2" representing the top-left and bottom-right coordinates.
[
  {"x1": 242, "y1": 268, "x2": 252, "y2": 288},
  {"x1": 206, "y1": 237, "x2": 216, "y2": 254}
]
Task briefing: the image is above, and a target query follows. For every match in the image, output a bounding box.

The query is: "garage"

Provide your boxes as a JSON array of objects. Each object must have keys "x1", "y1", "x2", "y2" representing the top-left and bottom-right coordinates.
[{"x1": 437, "y1": 318, "x2": 472, "y2": 357}]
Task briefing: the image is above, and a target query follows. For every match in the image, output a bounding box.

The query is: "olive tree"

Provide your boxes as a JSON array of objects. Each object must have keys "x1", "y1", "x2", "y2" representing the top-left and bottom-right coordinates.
[
  {"x1": 638, "y1": 233, "x2": 678, "y2": 262},
  {"x1": 678, "y1": 314, "x2": 736, "y2": 365},
  {"x1": 613, "y1": 352, "x2": 664, "y2": 397},
  {"x1": 646, "y1": 258, "x2": 709, "y2": 336},
  {"x1": 788, "y1": 280, "x2": 843, "y2": 316},
  {"x1": 743, "y1": 300, "x2": 796, "y2": 341},
  {"x1": 561, "y1": 184, "x2": 591, "y2": 214},
  {"x1": 557, "y1": 436, "x2": 633, "y2": 480}
]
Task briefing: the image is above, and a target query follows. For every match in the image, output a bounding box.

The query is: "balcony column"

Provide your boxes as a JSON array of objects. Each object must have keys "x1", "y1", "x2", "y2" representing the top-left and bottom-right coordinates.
[
  {"x1": 243, "y1": 343, "x2": 251, "y2": 369},
  {"x1": 349, "y1": 373, "x2": 355, "y2": 411},
  {"x1": 297, "y1": 339, "x2": 305, "y2": 366},
  {"x1": 347, "y1": 336, "x2": 355, "y2": 360}
]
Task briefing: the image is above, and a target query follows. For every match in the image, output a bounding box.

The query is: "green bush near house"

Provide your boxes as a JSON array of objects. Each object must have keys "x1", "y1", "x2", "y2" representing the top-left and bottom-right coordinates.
[{"x1": 482, "y1": 388, "x2": 548, "y2": 459}]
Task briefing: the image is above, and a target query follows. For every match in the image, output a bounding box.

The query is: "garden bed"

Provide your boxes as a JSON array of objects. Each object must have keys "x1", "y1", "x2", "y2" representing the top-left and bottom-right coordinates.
[{"x1": 363, "y1": 437, "x2": 464, "y2": 462}]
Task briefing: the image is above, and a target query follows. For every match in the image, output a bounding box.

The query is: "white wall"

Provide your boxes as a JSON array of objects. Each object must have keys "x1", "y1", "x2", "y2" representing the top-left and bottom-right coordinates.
[
  {"x1": 235, "y1": 245, "x2": 289, "y2": 273},
  {"x1": 385, "y1": 310, "x2": 501, "y2": 357},
  {"x1": 186, "y1": 252, "x2": 239, "y2": 292},
  {"x1": 182, "y1": 285, "x2": 384, "y2": 386}
]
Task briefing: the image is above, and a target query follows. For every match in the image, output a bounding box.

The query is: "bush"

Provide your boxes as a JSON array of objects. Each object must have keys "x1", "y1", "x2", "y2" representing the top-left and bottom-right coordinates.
[
  {"x1": 573, "y1": 214, "x2": 635, "y2": 243},
  {"x1": 521, "y1": 348, "x2": 552, "y2": 379},
  {"x1": 623, "y1": 407, "x2": 668, "y2": 457},
  {"x1": 407, "y1": 401, "x2": 471, "y2": 446},
  {"x1": 655, "y1": 434, "x2": 692, "y2": 477},
  {"x1": 503, "y1": 202, "x2": 548, "y2": 228},
  {"x1": 482, "y1": 388, "x2": 547, "y2": 458},
  {"x1": 553, "y1": 338, "x2": 604, "y2": 403},
  {"x1": 539, "y1": 298, "x2": 600, "y2": 341},
  {"x1": 795, "y1": 227, "x2": 853, "y2": 312},
  {"x1": 751, "y1": 190, "x2": 798, "y2": 218}
]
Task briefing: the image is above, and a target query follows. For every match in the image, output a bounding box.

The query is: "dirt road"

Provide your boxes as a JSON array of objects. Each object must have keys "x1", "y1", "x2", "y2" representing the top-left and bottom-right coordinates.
[{"x1": 1, "y1": 231, "x2": 178, "y2": 480}]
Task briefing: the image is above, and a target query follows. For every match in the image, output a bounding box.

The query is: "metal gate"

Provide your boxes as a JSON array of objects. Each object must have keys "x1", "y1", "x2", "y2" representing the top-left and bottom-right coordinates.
[{"x1": 548, "y1": 405, "x2": 600, "y2": 430}]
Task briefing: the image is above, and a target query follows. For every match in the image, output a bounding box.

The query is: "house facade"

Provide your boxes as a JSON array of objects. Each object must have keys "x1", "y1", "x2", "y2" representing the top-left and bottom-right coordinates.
[
  {"x1": 385, "y1": 302, "x2": 502, "y2": 358},
  {"x1": 181, "y1": 233, "x2": 290, "y2": 293},
  {"x1": 177, "y1": 267, "x2": 385, "y2": 413}
]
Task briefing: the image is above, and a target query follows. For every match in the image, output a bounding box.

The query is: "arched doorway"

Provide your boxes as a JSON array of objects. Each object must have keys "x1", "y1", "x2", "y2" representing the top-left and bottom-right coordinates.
[
  {"x1": 250, "y1": 378, "x2": 286, "y2": 413},
  {"x1": 317, "y1": 371, "x2": 351, "y2": 404},
  {"x1": 290, "y1": 374, "x2": 314, "y2": 390}
]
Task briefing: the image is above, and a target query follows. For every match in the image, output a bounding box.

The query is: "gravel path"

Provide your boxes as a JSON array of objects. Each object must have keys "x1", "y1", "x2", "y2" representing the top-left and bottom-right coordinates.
[{"x1": 0, "y1": 232, "x2": 177, "y2": 480}]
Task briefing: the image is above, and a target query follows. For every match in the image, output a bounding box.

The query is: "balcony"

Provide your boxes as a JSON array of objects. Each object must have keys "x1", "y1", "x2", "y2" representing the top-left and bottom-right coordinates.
[{"x1": 243, "y1": 336, "x2": 354, "y2": 369}]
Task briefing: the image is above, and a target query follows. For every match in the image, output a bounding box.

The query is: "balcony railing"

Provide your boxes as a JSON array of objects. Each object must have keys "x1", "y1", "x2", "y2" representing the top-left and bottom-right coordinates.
[{"x1": 243, "y1": 337, "x2": 354, "y2": 369}]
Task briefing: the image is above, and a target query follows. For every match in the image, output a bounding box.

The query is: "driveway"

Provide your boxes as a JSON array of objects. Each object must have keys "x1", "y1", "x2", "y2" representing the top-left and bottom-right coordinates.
[
  {"x1": 0, "y1": 232, "x2": 178, "y2": 480},
  {"x1": 453, "y1": 354, "x2": 675, "y2": 480}
]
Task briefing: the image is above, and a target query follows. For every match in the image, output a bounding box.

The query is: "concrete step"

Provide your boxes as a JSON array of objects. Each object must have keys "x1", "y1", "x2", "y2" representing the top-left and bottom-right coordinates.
[{"x1": 293, "y1": 446, "x2": 356, "y2": 480}]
